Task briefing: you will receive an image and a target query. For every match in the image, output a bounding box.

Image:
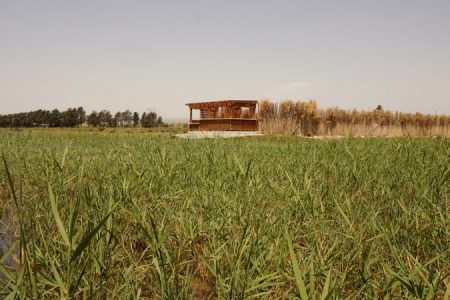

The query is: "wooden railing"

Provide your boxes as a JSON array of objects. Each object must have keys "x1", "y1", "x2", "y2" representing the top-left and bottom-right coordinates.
[{"x1": 188, "y1": 118, "x2": 257, "y2": 131}]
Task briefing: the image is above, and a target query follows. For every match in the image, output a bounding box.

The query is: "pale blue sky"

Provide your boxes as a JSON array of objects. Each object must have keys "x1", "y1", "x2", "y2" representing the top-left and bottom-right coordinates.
[{"x1": 1, "y1": 0, "x2": 450, "y2": 118}]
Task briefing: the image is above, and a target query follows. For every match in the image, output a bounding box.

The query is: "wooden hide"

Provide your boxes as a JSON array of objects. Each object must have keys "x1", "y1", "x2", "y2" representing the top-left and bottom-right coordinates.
[{"x1": 186, "y1": 100, "x2": 258, "y2": 131}]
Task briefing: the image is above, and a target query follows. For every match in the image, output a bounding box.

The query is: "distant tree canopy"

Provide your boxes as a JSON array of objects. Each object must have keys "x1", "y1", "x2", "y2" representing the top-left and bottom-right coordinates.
[
  {"x1": 141, "y1": 112, "x2": 163, "y2": 128},
  {"x1": 0, "y1": 107, "x2": 164, "y2": 128}
]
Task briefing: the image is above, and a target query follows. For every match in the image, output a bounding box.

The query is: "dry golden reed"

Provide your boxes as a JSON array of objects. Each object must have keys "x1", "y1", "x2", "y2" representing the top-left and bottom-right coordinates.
[{"x1": 258, "y1": 100, "x2": 450, "y2": 137}]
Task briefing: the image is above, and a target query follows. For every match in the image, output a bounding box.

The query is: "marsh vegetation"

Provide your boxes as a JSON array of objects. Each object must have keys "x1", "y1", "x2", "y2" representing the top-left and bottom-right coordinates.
[{"x1": 0, "y1": 129, "x2": 449, "y2": 298}]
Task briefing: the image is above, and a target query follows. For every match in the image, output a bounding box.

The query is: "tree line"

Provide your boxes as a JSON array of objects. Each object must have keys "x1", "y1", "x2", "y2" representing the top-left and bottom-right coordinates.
[{"x1": 0, "y1": 107, "x2": 164, "y2": 128}]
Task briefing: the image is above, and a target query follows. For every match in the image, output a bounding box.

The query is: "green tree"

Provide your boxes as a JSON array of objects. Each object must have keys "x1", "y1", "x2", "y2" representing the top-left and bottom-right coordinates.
[
  {"x1": 114, "y1": 112, "x2": 123, "y2": 127},
  {"x1": 87, "y1": 111, "x2": 100, "y2": 127},
  {"x1": 141, "y1": 111, "x2": 163, "y2": 128},
  {"x1": 51, "y1": 109, "x2": 61, "y2": 127},
  {"x1": 122, "y1": 110, "x2": 132, "y2": 127},
  {"x1": 133, "y1": 112, "x2": 140, "y2": 127},
  {"x1": 76, "y1": 107, "x2": 86, "y2": 127},
  {"x1": 98, "y1": 110, "x2": 112, "y2": 127}
]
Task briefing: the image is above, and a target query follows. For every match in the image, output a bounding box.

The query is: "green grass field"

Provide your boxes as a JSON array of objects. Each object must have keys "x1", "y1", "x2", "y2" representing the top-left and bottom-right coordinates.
[{"x1": 0, "y1": 129, "x2": 449, "y2": 299}]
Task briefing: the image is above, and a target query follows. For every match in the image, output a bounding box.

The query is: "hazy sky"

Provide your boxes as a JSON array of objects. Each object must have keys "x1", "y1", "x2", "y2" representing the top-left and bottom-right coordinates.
[{"x1": 1, "y1": 0, "x2": 450, "y2": 118}]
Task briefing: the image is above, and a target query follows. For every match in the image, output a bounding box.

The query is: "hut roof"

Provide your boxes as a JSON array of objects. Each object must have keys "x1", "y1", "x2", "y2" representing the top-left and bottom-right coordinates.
[{"x1": 186, "y1": 100, "x2": 257, "y2": 109}]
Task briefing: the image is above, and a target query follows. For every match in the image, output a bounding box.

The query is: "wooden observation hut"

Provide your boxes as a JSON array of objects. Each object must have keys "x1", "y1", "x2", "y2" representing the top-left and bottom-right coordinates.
[{"x1": 186, "y1": 100, "x2": 258, "y2": 131}]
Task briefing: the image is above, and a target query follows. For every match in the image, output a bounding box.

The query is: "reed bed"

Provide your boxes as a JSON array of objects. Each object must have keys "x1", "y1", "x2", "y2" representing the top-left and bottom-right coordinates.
[
  {"x1": 0, "y1": 129, "x2": 449, "y2": 299},
  {"x1": 258, "y1": 99, "x2": 450, "y2": 137}
]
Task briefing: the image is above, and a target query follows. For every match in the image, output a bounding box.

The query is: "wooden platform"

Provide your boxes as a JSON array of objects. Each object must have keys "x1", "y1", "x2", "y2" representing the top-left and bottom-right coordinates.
[{"x1": 176, "y1": 131, "x2": 262, "y2": 139}]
